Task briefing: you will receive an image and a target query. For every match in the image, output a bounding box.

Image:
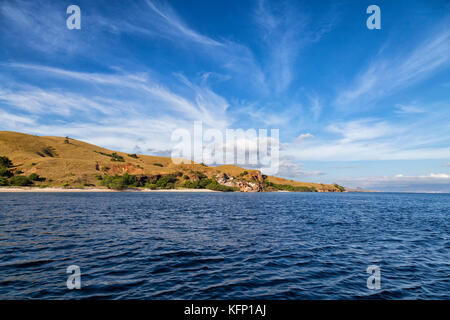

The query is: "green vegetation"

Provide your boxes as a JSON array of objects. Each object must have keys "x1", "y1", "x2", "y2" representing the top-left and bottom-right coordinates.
[
  {"x1": 9, "y1": 175, "x2": 33, "y2": 186},
  {"x1": 0, "y1": 177, "x2": 9, "y2": 186},
  {"x1": 334, "y1": 184, "x2": 345, "y2": 192},
  {"x1": 94, "y1": 151, "x2": 125, "y2": 162},
  {"x1": 110, "y1": 152, "x2": 125, "y2": 162},
  {"x1": 239, "y1": 171, "x2": 248, "y2": 177},
  {"x1": 0, "y1": 156, "x2": 13, "y2": 168},
  {"x1": 0, "y1": 167, "x2": 13, "y2": 178},
  {"x1": 28, "y1": 173, "x2": 45, "y2": 182},
  {"x1": 100, "y1": 173, "x2": 140, "y2": 190},
  {"x1": 0, "y1": 155, "x2": 49, "y2": 187},
  {"x1": 128, "y1": 154, "x2": 139, "y2": 159},
  {"x1": 155, "y1": 175, "x2": 177, "y2": 189},
  {"x1": 205, "y1": 180, "x2": 238, "y2": 192},
  {"x1": 153, "y1": 163, "x2": 163, "y2": 167},
  {"x1": 265, "y1": 181, "x2": 316, "y2": 192},
  {"x1": 100, "y1": 173, "x2": 179, "y2": 190},
  {"x1": 183, "y1": 176, "x2": 237, "y2": 192}
]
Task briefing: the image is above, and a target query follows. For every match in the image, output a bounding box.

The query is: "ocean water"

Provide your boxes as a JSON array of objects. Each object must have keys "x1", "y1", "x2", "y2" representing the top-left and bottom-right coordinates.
[{"x1": 0, "y1": 192, "x2": 448, "y2": 299}]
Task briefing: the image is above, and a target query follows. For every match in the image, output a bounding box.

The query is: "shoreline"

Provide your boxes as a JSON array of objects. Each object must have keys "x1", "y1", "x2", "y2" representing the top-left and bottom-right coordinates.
[{"x1": 0, "y1": 187, "x2": 219, "y2": 193}]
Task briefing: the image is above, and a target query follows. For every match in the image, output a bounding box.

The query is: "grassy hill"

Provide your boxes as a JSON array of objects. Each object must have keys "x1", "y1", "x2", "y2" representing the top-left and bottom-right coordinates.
[{"x1": 0, "y1": 131, "x2": 343, "y2": 192}]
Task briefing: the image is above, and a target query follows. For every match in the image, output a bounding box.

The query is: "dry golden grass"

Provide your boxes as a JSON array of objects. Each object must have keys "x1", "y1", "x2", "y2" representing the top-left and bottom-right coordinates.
[{"x1": 0, "y1": 131, "x2": 340, "y2": 191}]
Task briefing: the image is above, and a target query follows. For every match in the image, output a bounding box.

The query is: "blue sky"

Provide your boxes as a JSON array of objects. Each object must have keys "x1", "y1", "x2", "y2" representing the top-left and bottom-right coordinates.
[{"x1": 0, "y1": 0, "x2": 449, "y2": 192}]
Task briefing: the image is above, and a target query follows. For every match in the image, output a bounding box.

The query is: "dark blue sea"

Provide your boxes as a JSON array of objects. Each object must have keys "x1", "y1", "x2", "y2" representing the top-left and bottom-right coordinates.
[{"x1": 0, "y1": 192, "x2": 448, "y2": 299}]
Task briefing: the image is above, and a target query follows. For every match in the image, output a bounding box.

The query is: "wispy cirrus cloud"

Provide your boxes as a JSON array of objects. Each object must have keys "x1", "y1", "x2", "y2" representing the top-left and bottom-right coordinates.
[
  {"x1": 285, "y1": 117, "x2": 450, "y2": 161},
  {"x1": 336, "y1": 26, "x2": 450, "y2": 108},
  {"x1": 0, "y1": 63, "x2": 233, "y2": 153},
  {"x1": 0, "y1": 110, "x2": 35, "y2": 127},
  {"x1": 0, "y1": 0, "x2": 90, "y2": 55},
  {"x1": 3, "y1": 63, "x2": 229, "y2": 127},
  {"x1": 143, "y1": 0, "x2": 223, "y2": 47},
  {"x1": 326, "y1": 119, "x2": 397, "y2": 143},
  {"x1": 254, "y1": 0, "x2": 337, "y2": 93}
]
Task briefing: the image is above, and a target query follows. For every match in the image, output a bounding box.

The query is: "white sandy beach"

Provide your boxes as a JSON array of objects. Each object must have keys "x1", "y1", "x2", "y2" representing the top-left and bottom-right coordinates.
[{"x1": 0, "y1": 187, "x2": 218, "y2": 193}]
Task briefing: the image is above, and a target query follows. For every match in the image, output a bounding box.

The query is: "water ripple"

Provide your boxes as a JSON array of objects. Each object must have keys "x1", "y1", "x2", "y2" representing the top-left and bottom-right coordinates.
[{"x1": 0, "y1": 192, "x2": 449, "y2": 299}]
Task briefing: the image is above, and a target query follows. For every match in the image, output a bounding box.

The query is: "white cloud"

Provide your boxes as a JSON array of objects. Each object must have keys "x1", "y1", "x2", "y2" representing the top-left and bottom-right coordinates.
[
  {"x1": 3, "y1": 63, "x2": 230, "y2": 129},
  {"x1": 0, "y1": 0, "x2": 88, "y2": 55},
  {"x1": 338, "y1": 173, "x2": 450, "y2": 192},
  {"x1": 276, "y1": 156, "x2": 324, "y2": 178},
  {"x1": 143, "y1": 0, "x2": 223, "y2": 47},
  {"x1": 284, "y1": 117, "x2": 450, "y2": 161},
  {"x1": 326, "y1": 119, "x2": 396, "y2": 143},
  {"x1": 336, "y1": 27, "x2": 450, "y2": 107},
  {"x1": 254, "y1": 0, "x2": 337, "y2": 93},
  {"x1": 308, "y1": 95, "x2": 322, "y2": 121},
  {"x1": 0, "y1": 63, "x2": 234, "y2": 154},
  {"x1": 294, "y1": 133, "x2": 314, "y2": 143},
  {"x1": 0, "y1": 110, "x2": 35, "y2": 127},
  {"x1": 395, "y1": 104, "x2": 425, "y2": 114}
]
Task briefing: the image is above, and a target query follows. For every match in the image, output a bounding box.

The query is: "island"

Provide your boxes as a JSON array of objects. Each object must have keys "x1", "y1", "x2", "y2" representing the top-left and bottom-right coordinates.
[{"x1": 0, "y1": 131, "x2": 345, "y2": 193}]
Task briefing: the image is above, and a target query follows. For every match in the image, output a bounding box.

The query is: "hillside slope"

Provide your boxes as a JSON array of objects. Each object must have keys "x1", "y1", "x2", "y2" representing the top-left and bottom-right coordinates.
[{"x1": 0, "y1": 131, "x2": 343, "y2": 192}]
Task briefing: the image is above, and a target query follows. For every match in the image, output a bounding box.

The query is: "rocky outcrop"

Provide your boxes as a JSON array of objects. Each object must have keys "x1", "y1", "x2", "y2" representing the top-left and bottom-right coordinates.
[
  {"x1": 102, "y1": 163, "x2": 144, "y2": 175},
  {"x1": 216, "y1": 171, "x2": 264, "y2": 192}
]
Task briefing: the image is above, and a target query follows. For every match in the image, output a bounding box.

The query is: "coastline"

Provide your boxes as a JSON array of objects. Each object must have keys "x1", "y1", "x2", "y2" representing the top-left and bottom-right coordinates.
[{"x1": 0, "y1": 187, "x2": 219, "y2": 193}]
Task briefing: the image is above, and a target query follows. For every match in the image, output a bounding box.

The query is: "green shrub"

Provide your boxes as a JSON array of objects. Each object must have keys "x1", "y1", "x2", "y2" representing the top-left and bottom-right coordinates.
[
  {"x1": 196, "y1": 172, "x2": 207, "y2": 180},
  {"x1": 239, "y1": 171, "x2": 248, "y2": 177},
  {"x1": 99, "y1": 173, "x2": 142, "y2": 190},
  {"x1": 0, "y1": 177, "x2": 9, "y2": 186},
  {"x1": 100, "y1": 173, "x2": 137, "y2": 190},
  {"x1": 155, "y1": 175, "x2": 177, "y2": 188},
  {"x1": 165, "y1": 182, "x2": 175, "y2": 189},
  {"x1": 0, "y1": 167, "x2": 13, "y2": 178},
  {"x1": 183, "y1": 180, "x2": 199, "y2": 189},
  {"x1": 28, "y1": 173, "x2": 44, "y2": 181},
  {"x1": 183, "y1": 175, "x2": 190, "y2": 180},
  {"x1": 110, "y1": 152, "x2": 125, "y2": 162},
  {"x1": 127, "y1": 154, "x2": 139, "y2": 159},
  {"x1": 9, "y1": 175, "x2": 33, "y2": 186},
  {"x1": 334, "y1": 184, "x2": 345, "y2": 192},
  {"x1": 197, "y1": 178, "x2": 212, "y2": 188},
  {"x1": 145, "y1": 183, "x2": 158, "y2": 190},
  {"x1": 0, "y1": 156, "x2": 13, "y2": 168},
  {"x1": 265, "y1": 181, "x2": 316, "y2": 192},
  {"x1": 205, "y1": 180, "x2": 238, "y2": 192}
]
